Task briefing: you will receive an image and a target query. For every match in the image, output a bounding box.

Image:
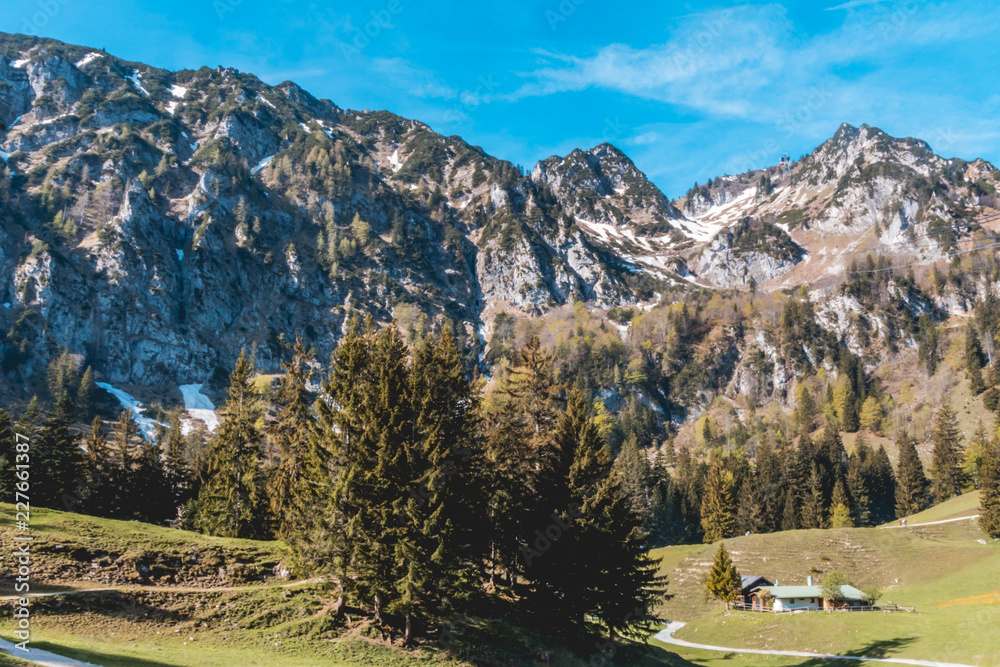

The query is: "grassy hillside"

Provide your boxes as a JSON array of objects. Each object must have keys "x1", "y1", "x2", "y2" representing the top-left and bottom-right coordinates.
[
  {"x1": 0, "y1": 506, "x2": 696, "y2": 666},
  {"x1": 0, "y1": 504, "x2": 289, "y2": 592},
  {"x1": 883, "y1": 490, "x2": 981, "y2": 525},
  {"x1": 650, "y1": 519, "x2": 1000, "y2": 665}
]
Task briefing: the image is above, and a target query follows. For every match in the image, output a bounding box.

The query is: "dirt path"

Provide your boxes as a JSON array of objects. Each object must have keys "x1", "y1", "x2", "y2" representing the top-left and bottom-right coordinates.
[
  {"x1": 653, "y1": 621, "x2": 974, "y2": 667},
  {"x1": 0, "y1": 639, "x2": 98, "y2": 667},
  {"x1": 878, "y1": 515, "x2": 980, "y2": 529},
  {"x1": 0, "y1": 577, "x2": 325, "y2": 602}
]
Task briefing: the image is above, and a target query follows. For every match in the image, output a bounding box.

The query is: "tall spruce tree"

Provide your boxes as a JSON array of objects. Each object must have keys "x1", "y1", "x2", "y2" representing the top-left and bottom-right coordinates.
[
  {"x1": 266, "y1": 339, "x2": 315, "y2": 539},
  {"x1": 0, "y1": 409, "x2": 14, "y2": 498},
  {"x1": 195, "y1": 348, "x2": 268, "y2": 538},
  {"x1": 36, "y1": 396, "x2": 82, "y2": 509},
  {"x1": 700, "y1": 452, "x2": 736, "y2": 542},
  {"x1": 895, "y1": 433, "x2": 930, "y2": 518},
  {"x1": 978, "y1": 436, "x2": 1000, "y2": 539},
  {"x1": 705, "y1": 543, "x2": 741, "y2": 609},
  {"x1": 966, "y1": 325, "x2": 986, "y2": 395},
  {"x1": 76, "y1": 366, "x2": 97, "y2": 421},
  {"x1": 800, "y1": 462, "x2": 825, "y2": 529},
  {"x1": 929, "y1": 404, "x2": 964, "y2": 502}
]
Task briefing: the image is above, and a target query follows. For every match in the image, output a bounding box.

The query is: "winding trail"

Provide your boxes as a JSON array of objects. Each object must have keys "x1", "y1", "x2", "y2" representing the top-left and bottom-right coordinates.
[
  {"x1": 653, "y1": 621, "x2": 974, "y2": 667},
  {"x1": 878, "y1": 515, "x2": 980, "y2": 529},
  {"x1": 0, "y1": 638, "x2": 98, "y2": 667}
]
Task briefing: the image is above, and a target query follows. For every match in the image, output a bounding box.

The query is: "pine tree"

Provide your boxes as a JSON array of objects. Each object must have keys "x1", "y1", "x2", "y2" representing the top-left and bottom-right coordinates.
[
  {"x1": 195, "y1": 349, "x2": 268, "y2": 538},
  {"x1": 929, "y1": 404, "x2": 964, "y2": 502},
  {"x1": 158, "y1": 408, "x2": 190, "y2": 511},
  {"x1": 46, "y1": 349, "x2": 80, "y2": 404},
  {"x1": 978, "y1": 436, "x2": 1000, "y2": 539},
  {"x1": 266, "y1": 339, "x2": 315, "y2": 539},
  {"x1": 847, "y1": 452, "x2": 871, "y2": 526},
  {"x1": 800, "y1": 463, "x2": 825, "y2": 529},
  {"x1": 966, "y1": 325, "x2": 986, "y2": 395},
  {"x1": 781, "y1": 488, "x2": 798, "y2": 531},
  {"x1": 895, "y1": 433, "x2": 929, "y2": 518},
  {"x1": 76, "y1": 366, "x2": 97, "y2": 420},
  {"x1": 866, "y1": 445, "x2": 896, "y2": 524},
  {"x1": 612, "y1": 432, "x2": 651, "y2": 525},
  {"x1": 705, "y1": 543, "x2": 741, "y2": 609},
  {"x1": 35, "y1": 396, "x2": 82, "y2": 509},
  {"x1": 830, "y1": 479, "x2": 854, "y2": 528},
  {"x1": 794, "y1": 385, "x2": 817, "y2": 437},
  {"x1": 0, "y1": 409, "x2": 14, "y2": 498},
  {"x1": 700, "y1": 452, "x2": 737, "y2": 542},
  {"x1": 82, "y1": 416, "x2": 114, "y2": 517},
  {"x1": 397, "y1": 323, "x2": 483, "y2": 641}
]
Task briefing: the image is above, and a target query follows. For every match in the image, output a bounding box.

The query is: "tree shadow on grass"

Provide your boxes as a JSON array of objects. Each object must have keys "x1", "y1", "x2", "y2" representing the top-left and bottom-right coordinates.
[{"x1": 790, "y1": 635, "x2": 918, "y2": 665}]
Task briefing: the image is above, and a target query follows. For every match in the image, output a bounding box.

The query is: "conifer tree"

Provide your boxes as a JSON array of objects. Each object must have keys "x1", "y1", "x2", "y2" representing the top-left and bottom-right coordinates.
[
  {"x1": 266, "y1": 339, "x2": 315, "y2": 539},
  {"x1": 0, "y1": 409, "x2": 14, "y2": 498},
  {"x1": 800, "y1": 463, "x2": 825, "y2": 529},
  {"x1": 76, "y1": 366, "x2": 97, "y2": 420},
  {"x1": 847, "y1": 452, "x2": 871, "y2": 526},
  {"x1": 82, "y1": 416, "x2": 114, "y2": 516},
  {"x1": 830, "y1": 479, "x2": 853, "y2": 528},
  {"x1": 36, "y1": 396, "x2": 82, "y2": 509},
  {"x1": 781, "y1": 488, "x2": 798, "y2": 531},
  {"x1": 895, "y1": 433, "x2": 930, "y2": 518},
  {"x1": 612, "y1": 432, "x2": 652, "y2": 525},
  {"x1": 966, "y1": 325, "x2": 986, "y2": 395},
  {"x1": 705, "y1": 543, "x2": 741, "y2": 609},
  {"x1": 700, "y1": 452, "x2": 736, "y2": 542},
  {"x1": 929, "y1": 404, "x2": 964, "y2": 501},
  {"x1": 397, "y1": 323, "x2": 483, "y2": 641},
  {"x1": 46, "y1": 349, "x2": 80, "y2": 404},
  {"x1": 978, "y1": 436, "x2": 1000, "y2": 539},
  {"x1": 195, "y1": 349, "x2": 268, "y2": 538},
  {"x1": 158, "y1": 409, "x2": 189, "y2": 511},
  {"x1": 795, "y1": 385, "x2": 817, "y2": 436},
  {"x1": 866, "y1": 445, "x2": 896, "y2": 523}
]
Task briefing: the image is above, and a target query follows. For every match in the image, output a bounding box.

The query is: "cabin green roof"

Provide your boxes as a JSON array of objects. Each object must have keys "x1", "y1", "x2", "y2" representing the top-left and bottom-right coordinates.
[{"x1": 759, "y1": 585, "x2": 866, "y2": 601}]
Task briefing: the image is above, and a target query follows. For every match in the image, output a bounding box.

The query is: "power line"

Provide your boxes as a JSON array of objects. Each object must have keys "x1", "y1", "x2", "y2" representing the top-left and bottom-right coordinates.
[{"x1": 845, "y1": 239, "x2": 1000, "y2": 275}]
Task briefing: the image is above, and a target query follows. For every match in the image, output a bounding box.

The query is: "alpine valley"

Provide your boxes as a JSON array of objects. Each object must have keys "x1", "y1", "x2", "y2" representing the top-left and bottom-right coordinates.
[{"x1": 3, "y1": 31, "x2": 1000, "y2": 667}]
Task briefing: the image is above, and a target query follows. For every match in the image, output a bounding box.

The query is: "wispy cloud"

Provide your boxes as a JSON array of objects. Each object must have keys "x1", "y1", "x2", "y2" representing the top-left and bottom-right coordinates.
[{"x1": 825, "y1": 0, "x2": 891, "y2": 11}]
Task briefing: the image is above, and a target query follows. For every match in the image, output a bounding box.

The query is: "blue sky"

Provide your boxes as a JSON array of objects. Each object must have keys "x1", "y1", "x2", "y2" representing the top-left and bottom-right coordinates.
[{"x1": 3, "y1": 0, "x2": 999, "y2": 197}]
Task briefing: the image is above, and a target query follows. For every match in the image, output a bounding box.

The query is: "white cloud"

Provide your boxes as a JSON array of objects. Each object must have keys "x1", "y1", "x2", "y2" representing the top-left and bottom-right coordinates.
[
  {"x1": 370, "y1": 58, "x2": 457, "y2": 100},
  {"x1": 825, "y1": 0, "x2": 891, "y2": 10}
]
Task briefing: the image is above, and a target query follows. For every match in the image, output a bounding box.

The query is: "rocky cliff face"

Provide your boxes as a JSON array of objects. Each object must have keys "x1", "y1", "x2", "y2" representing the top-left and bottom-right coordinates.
[
  {"x1": 0, "y1": 35, "x2": 675, "y2": 391},
  {"x1": 690, "y1": 219, "x2": 804, "y2": 288},
  {"x1": 1, "y1": 34, "x2": 997, "y2": 400}
]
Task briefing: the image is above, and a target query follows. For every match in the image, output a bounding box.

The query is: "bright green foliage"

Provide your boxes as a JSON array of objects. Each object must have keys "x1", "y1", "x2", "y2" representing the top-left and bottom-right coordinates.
[
  {"x1": 821, "y1": 570, "x2": 853, "y2": 602},
  {"x1": 705, "y1": 543, "x2": 741, "y2": 608},
  {"x1": 700, "y1": 452, "x2": 736, "y2": 542}
]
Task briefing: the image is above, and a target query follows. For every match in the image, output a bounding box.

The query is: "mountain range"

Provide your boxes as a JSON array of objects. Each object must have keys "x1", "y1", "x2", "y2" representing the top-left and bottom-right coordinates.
[{"x1": 1, "y1": 33, "x2": 997, "y2": 413}]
